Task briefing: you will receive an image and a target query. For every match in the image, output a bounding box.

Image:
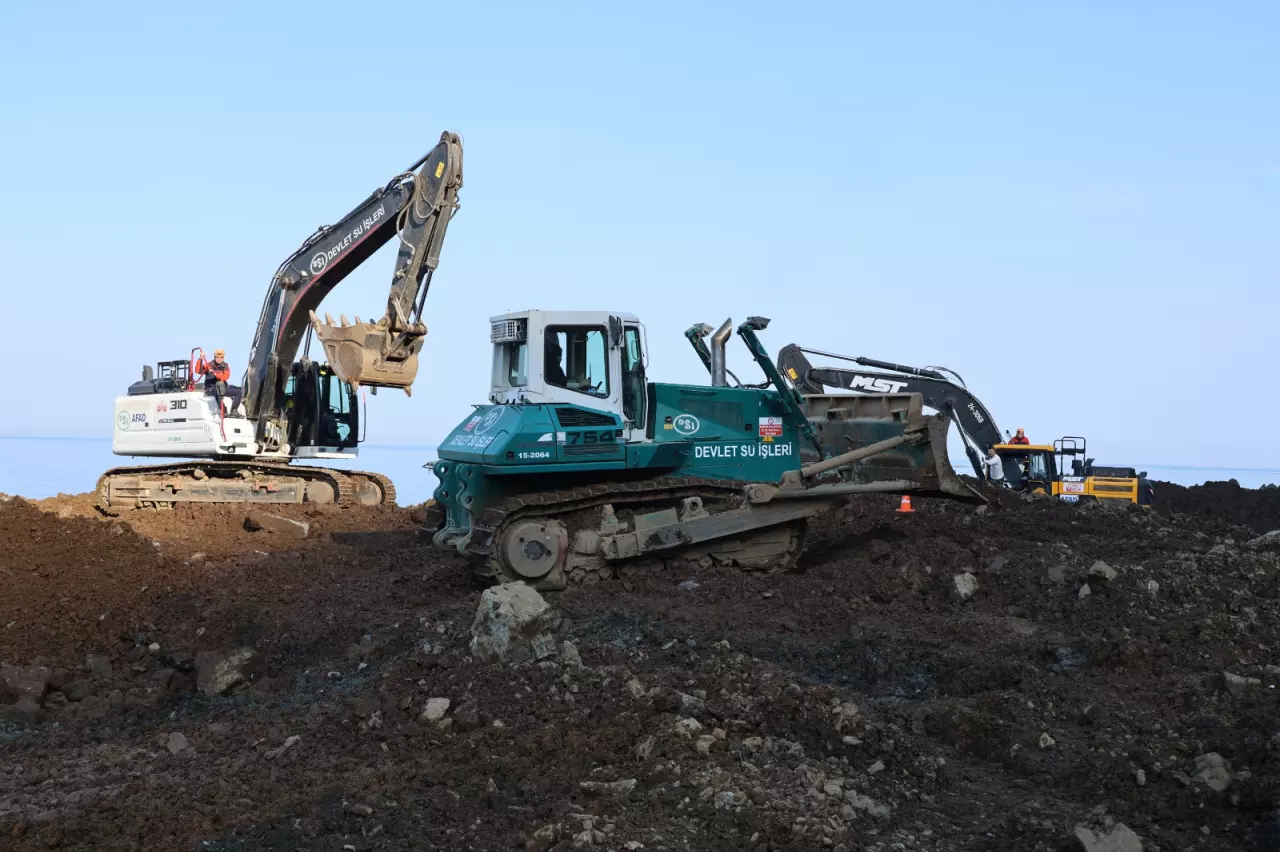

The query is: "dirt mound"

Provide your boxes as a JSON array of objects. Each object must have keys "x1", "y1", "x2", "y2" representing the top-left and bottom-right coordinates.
[
  {"x1": 1152, "y1": 478, "x2": 1280, "y2": 535},
  {"x1": 1, "y1": 486, "x2": 1279, "y2": 851}
]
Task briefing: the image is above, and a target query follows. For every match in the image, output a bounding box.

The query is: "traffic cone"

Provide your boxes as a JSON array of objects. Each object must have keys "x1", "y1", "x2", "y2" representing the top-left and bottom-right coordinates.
[{"x1": 897, "y1": 495, "x2": 914, "y2": 513}]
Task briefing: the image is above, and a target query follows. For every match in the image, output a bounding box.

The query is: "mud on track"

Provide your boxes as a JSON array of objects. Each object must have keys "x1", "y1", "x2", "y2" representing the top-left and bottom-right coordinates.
[{"x1": 1, "y1": 484, "x2": 1278, "y2": 851}]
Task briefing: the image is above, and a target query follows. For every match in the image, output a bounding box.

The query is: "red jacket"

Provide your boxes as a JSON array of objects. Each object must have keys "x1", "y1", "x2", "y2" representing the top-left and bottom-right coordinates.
[
  {"x1": 1009, "y1": 435, "x2": 1030, "y2": 445},
  {"x1": 198, "y1": 358, "x2": 231, "y2": 383}
]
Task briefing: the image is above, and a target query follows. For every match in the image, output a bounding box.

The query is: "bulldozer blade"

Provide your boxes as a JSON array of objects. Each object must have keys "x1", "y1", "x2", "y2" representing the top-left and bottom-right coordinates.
[
  {"x1": 309, "y1": 311, "x2": 425, "y2": 392},
  {"x1": 796, "y1": 393, "x2": 986, "y2": 504}
]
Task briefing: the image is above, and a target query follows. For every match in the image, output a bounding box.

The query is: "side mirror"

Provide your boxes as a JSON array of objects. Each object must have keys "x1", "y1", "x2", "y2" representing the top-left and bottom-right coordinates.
[
  {"x1": 607, "y1": 316, "x2": 623, "y2": 349},
  {"x1": 142, "y1": 365, "x2": 154, "y2": 381}
]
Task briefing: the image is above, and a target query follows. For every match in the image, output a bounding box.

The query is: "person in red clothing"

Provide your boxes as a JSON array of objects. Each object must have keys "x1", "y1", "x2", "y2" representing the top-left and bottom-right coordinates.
[
  {"x1": 196, "y1": 348, "x2": 240, "y2": 414},
  {"x1": 1009, "y1": 427, "x2": 1030, "y2": 445}
]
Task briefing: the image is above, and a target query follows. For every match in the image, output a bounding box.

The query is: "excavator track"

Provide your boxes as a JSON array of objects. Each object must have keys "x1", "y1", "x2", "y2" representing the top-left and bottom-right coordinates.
[
  {"x1": 96, "y1": 461, "x2": 396, "y2": 512},
  {"x1": 460, "y1": 476, "x2": 815, "y2": 590},
  {"x1": 345, "y1": 470, "x2": 398, "y2": 507}
]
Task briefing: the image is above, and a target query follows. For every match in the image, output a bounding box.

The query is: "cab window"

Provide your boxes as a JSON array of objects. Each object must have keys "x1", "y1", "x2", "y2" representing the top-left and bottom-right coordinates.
[
  {"x1": 545, "y1": 325, "x2": 609, "y2": 399},
  {"x1": 622, "y1": 325, "x2": 646, "y2": 425}
]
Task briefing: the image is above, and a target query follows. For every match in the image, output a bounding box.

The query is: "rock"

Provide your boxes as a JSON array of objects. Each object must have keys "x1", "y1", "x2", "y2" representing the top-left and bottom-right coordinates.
[
  {"x1": 1039, "y1": 733, "x2": 1056, "y2": 749},
  {"x1": 1207, "y1": 543, "x2": 1228, "y2": 557},
  {"x1": 1072, "y1": 823, "x2": 1143, "y2": 852},
  {"x1": 348, "y1": 804, "x2": 374, "y2": 817},
  {"x1": 62, "y1": 680, "x2": 93, "y2": 702},
  {"x1": 867, "y1": 759, "x2": 885, "y2": 775},
  {"x1": 713, "y1": 640, "x2": 731, "y2": 652},
  {"x1": 0, "y1": 697, "x2": 42, "y2": 725},
  {"x1": 847, "y1": 793, "x2": 891, "y2": 820},
  {"x1": 526, "y1": 824, "x2": 561, "y2": 852},
  {"x1": 714, "y1": 790, "x2": 736, "y2": 809},
  {"x1": 244, "y1": 511, "x2": 310, "y2": 538},
  {"x1": 1047, "y1": 565, "x2": 1067, "y2": 584},
  {"x1": 469, "y1": 583, "x2": 560, "y2": 664},
  {"x1": 626, "y1": 678, "x2": 645, "y2": 699},
  {"x1": 1146, "y1": 579, "x2": 1159, "y2": 596},
  {"x1": 678, "y1": 692, "x2": 706, "y2": 714},
  {"x1": 1078, "y1": 583, "x2": 1092, "y2": 599},
  {"x1": 85, "y1": 654, "x2": 113, "y2": 679},
  {"x1": 694, "y1": 735, "x2": 718, "y2": 755},
  {"x1": 0, "y1": 664, "x2": 51, "y2": 703},
  {"x1": 1134, "y1": 768, "x2": 1146, "y2": 786},
  {"x1": 421, "y1": 697, "x2": 451, "y2": 723},
  {"x1": 195, "y1": 648, "x2": 256, "y2": 695},
  {"x1": 453, "y1": 698, "x2": 481, "y2": 732},
  {"x1": 675, "y1": 717, "x2": 703, "y2": 738},
  {"x1": 1246, "y1": 530, "x2": 1280, "y2": 550},
  {"x1": 634, "y1": 734, "x2": 656, "y2": 761},
  {"x1": 561, "y1": 641, "x2": 583, "y2": 668},
  {"x1": 166, "y1": 732, "x2": 188, "y2": 754},
  {"x1": 951, "y1": 573, "x2": 979, "y2": 602},
  {"x1": 1193, "y1": 752, "x2": 1232, "y2": 792},
  {"x1": 1223, "y1": 672, "x2": 1260, "y2": 696},
  {"x1": 1087, "y1": 560, "x2": 1118, "y2": 582},
  {"x1": 579, "y1": 778, "x2": 636, "y2": 797},
  {"x1": 264, "y1": 735, "x2": 301, "y2": 760}
]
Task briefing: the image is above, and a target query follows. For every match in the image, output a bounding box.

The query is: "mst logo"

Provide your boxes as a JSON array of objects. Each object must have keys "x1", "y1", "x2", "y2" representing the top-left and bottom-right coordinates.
[
  {"x1": 848, "y1": 376, "x2": 908, "y2": 394},
  {"x1": 672, "y1": 414, "x2": 700, "y2": 436}
]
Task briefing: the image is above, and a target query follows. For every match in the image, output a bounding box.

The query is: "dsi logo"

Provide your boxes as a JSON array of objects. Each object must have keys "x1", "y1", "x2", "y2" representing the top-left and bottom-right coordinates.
[{"x1": 672, "y1": 414, "x2": 700, "y2": 436}]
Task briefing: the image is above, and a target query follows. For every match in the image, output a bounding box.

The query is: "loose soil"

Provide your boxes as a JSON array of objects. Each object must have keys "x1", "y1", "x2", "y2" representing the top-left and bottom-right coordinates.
[{"x1": 0, "y1": 483, "x2": 1278, "y2": 851}]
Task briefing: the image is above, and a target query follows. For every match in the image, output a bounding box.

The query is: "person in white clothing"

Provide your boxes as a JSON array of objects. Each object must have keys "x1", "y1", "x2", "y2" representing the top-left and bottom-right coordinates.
[{"x1": 985, "y1": 448, "x2": 1005, "y2": 486}]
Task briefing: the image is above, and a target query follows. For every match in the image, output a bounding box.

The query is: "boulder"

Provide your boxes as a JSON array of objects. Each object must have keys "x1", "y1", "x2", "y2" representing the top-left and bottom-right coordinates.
[
  {"x1": 0, "y1": 664, "x2": 51, "y2": 704},
  {"x1": 244, "y1": 511, "x2": 310, "y2": 538},
  {"x1": 469, "y1": 584, "x2": 560, "y2": 664},
  {"x1": 85, "y1": 654, "x2": 113, "y2": 680},
  {"x1": 195, "y1": 648, "x2": 257, "y2": 695},
  {"x1": 1073, "y1": 823, "x2": 1142, "y2": 852},
  {"x1": 421, "y1": 697, "x2": 451, "y2": 723},
  {"x1": 1193, "y1": 752, "x2": 1232, "y2": 792},
  {"x1": 0, "y1": 696, "x2": 42, "y2": 725},
  {"x1": 1087, "y1": 560, "x2": 1118, "y2": 583},
  {"x1": 1223, "y1": 672, "x2": 1260, "y2": 696},
  {"x1": 950, "y1": 573, "x2": 979, "y2": 603},
  {"x1": 1247, "y1": 530, "x2": 1280, "y2": 550}
]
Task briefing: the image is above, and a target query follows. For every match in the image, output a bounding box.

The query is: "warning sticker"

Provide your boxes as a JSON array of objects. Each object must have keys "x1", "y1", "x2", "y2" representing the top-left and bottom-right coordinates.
[
  {"x1": 758, "y1": 416, "x2": 783, "y2": 438},
  {"x1": 1063, "y1": 481, "x2": 1085, "y2": 494}
]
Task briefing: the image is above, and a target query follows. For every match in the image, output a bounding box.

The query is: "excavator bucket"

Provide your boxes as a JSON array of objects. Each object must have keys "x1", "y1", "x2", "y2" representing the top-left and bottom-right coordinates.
[
  {"x1": 795, "y1": 393, "x2": 985, "y2": 503},
  {"x1": 310, "y1": 311, "x2": 425, "y2": 393}
]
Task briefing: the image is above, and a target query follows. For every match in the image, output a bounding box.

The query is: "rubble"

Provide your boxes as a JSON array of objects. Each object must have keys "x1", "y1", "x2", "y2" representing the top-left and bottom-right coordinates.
[
  {"x1": 950, "y1": 572, "x2": 979, "y2": 602},
  {"x1": 1, "y1": 481, "x2": 1278, "y2": 851}
]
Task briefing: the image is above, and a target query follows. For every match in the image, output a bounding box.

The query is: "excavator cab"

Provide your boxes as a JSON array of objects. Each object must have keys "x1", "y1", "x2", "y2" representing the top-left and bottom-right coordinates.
[{"x1": 283, "y1": 361, "x2": 360, "y2": 455}]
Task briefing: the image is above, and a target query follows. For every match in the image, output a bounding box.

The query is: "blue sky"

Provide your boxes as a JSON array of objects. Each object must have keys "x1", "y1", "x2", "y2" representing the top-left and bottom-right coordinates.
[{"x1": 1, "y1": 1, "x2": 1276, "y2": 472}]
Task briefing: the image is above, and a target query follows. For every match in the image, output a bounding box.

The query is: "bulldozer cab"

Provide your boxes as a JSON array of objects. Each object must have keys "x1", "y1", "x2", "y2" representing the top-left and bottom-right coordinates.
[{"x1": 488, "y1": 310, "x2": 650, "y2": 440}]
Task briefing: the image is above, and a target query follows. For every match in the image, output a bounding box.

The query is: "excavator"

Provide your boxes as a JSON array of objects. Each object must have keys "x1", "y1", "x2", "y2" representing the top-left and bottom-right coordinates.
[
  {"x1": 101, "y1": 132, "x2": 464, "y2": 509},
  {"x1": 425, "y1": 310, "x2": 983, "y2": 590},
  {"x1": 775, "y1": 345, "x2": 1152, "y2": 506}
]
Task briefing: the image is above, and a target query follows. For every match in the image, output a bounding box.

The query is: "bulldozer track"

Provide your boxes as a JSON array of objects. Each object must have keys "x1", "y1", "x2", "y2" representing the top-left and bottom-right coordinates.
[
  {"x1": 96, "y1": 461, "x2": 397, "y2": 511},
  {"x1": 463, "y1": 476, "x2": 811, "y2": 588}
]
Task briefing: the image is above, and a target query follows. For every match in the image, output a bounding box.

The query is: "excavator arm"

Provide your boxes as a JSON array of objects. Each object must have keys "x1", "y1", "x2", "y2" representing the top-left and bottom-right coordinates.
[
  {"x1": 241, "y1": 131, "x2": 463, "y2": 438},
  {"x1": 776, "y1": 344, "x2": 1002, "y2": 479}
]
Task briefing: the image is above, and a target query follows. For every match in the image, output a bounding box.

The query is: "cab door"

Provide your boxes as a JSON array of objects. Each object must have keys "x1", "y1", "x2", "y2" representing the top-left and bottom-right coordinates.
[{"x1": 620, "y1": 322, "x2": 648, "y2": 442}]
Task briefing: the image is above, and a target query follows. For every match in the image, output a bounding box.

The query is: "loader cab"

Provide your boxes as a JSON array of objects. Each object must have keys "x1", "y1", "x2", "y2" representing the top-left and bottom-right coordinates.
[
  {"x1": 993, "y1": 443, "x2": 1059, "y2": 494},
  {"x1": 489, "y1": 310, "x2": 649, "y2": 440},
  {"x1": 283, "y1": 361, "x2": 359, "y2": 455}
]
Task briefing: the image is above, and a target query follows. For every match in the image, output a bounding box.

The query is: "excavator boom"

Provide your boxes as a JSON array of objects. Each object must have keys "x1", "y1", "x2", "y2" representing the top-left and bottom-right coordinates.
[{"x1": 243, "y1": 132, "x2": 463, "y2": 438}]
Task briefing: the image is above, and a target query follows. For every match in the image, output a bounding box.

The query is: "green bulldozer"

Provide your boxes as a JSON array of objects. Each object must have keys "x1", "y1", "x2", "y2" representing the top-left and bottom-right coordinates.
[{"x1": 425, "y1": 310, "x2": 984, "y2": 589}]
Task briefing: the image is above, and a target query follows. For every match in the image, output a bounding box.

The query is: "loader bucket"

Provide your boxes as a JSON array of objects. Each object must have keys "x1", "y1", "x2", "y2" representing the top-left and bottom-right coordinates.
[
  {"x1": 310, "y1": 311, "x2": 424, "y2": 393},
  {"x1": 799, "y1": 393, "x2": 985, "y2": 503}
]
